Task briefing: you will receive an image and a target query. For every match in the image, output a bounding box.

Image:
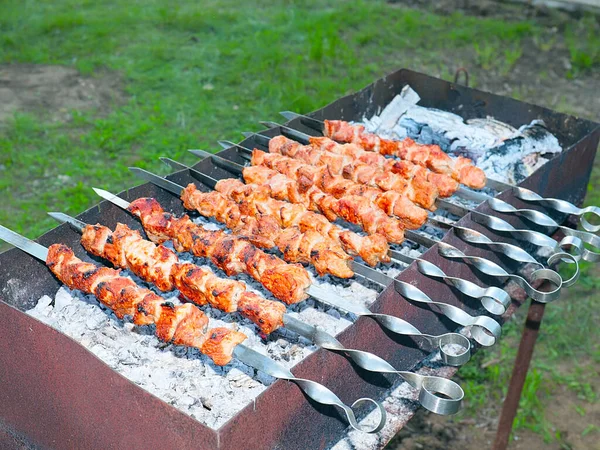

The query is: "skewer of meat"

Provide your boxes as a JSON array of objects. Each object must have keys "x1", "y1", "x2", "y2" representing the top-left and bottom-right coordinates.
[
  {"x1": 310, "y1": 119, "x2": 487, "y2": 189},
  {"x1": 207, "y1": 174, "x2": 390, "y2": 267},
  {"x1": 260, "y1": 122, "x2": 462, "y2": 199},
  {"x1": 137, "y1": 164, "x2": 405, "y2": 245},
  {"x1": 307, "y1": 136, "x2": 460, "y2": 198},
  {"x1": 266, "y1": 134, "x2": 440, "y2": 211},
  {"x1": 178, "y1": 182, "x2": 355, "y2": 278},
  {"x1": 249, "y1": 148, "x2": 428, "y2": 231},
  {"x1": 85, "y1": 194, "x2": 311, "y2": 305},
  {"x1": 49, "y1": 215, "x2": 286, "y2": 334},
  {"x1": 0, "y1": 225, "x2": 390, "y2": 430}
]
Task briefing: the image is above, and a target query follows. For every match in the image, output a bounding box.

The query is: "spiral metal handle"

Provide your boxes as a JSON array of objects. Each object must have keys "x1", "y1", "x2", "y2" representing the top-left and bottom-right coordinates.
[
  {"x1": 437, "y1": 220, "x2": 581, "y2": 286},
  {"x1": 430, "y1": 217, "x2": 547, "y2": 268},
  {"x1": 392, "y1": 279, "x2": 502, "y2": 347},
  {"x1": 308, "y1": 286, "x2": 471, "y2": 366},
  {"x1": 415, "y1": 258, "x2": 511, "y2": 315},
  {"x1": 487, "y1": 199, "x2": 600, "y2": 263},
  {"x1": 436, "y1": 241, "x2": 566, "y2": 303},
  {"x1": 233, "y1": 345, "x2": 386, "y2": 433},
  {"x1": 283, "y1": 317, "x2": 464, "y2": 415},
  {"x1": 511, "y1": 186, "x2": 600, "y2": 233},
  {"x1": 470, "y1": 212, "x2": 584, "y2": 272}
]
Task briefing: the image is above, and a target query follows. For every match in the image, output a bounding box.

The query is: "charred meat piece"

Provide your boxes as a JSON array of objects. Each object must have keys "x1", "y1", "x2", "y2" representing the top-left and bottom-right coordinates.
[
  {"x1": 324, "y1": 120, "x2": 486, "y2": 189},
  {"x1": 46, "y1": 244, "x2": 242, "y2": 365},
  {"x1": 181, "y1": 183, "x2": 353, "y2": 278},
  {"x1": 128, "y1": 198, "x2": 311, "y2": 304}
]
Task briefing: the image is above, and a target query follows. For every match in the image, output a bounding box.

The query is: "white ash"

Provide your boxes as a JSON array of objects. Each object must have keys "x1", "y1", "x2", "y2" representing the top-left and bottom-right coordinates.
[{"x1": 361, "y1": 86, "x2": 562, "y2": 185}]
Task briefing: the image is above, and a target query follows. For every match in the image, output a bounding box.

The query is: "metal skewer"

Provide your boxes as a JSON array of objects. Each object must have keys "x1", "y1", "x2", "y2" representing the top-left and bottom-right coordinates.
[
  {"x1": 485, "y1": 180, "x2": 600, "y2": 234},
  {"x1": 228, "y1": 133, "x2": 587, "y2": 266},
  {"x1": 277, "y1": 111, "x2": 600, "y2": 235},
  {"x1": 182, "y1": 153, "x2": 511, "y2": 316},
  {"x1": 259, "y1": 120, "x2": 600, "y2": 260},
  {"x1": 48, "y1": 212, "x2": 466, "y2": 415},
  {"x1": 209, "y1": 140, "x2": 573, "y2": 295},
  {"x1": 130, "y1": 166, "x2": 501, "y2": 347},
  {"x1": 93, "y1": 187, "x2": 473, "y2": 361},
  {"x1": 0, "y1": 224, "x2": 387, "y2": 432}
]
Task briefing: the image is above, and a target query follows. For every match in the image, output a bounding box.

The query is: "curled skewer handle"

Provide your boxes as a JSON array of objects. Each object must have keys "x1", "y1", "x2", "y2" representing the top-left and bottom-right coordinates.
[
  {"x1": 558, "y1": 228, "x2": 600, "y2": 263},
  {"x1": 415, "y1": 259, "x2": 511, "y2": 315},
  {"x1": 365, "y1": 313, "x2": 471, "y2": 366},
  {"x1": 393, "y1": 279, "x2": 502, "y2": 347},
  {"x1": 546, "y1": 249, "x2": 580, "y2": 288},
  {"x1": 487, "y1": 200, "x2": 600, "y2": 261},
  {"x1": 307, "y1": 286, "x2": 470, "y2": 366},
  {"x1": 233, "y1": 345, "x2": 386, "y2": 433},
  {"x1": 436, "y1": 242, "x2": 563, "y2": 303},
  {"x1": 451, "y1": 224, "x2": 541, "y2": 267},
  {"x1": 470, "y1": 211, "x2": 586, "y2": 263},
  {"x1": 283, "y1": 317, "x2": 463, "y2": 415},
  {"x1": 400, "y1": 372, "x2": 464, "y2": 416},
  {"x1": 511, "y1": 187, "x2": 600, "y2": 233}
]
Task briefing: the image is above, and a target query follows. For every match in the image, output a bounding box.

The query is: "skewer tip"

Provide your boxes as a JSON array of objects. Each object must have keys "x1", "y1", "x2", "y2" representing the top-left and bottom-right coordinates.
[
  {"x1": 279, "y1": 111, "x2": 298, "y2": 120},
  {"x1": 47, "y1": 212, "x2": 68, "y2": 222},
  {"x1": 189, "y1": 149, "x2": 213, "y2": 159},
  {"x1": 216, "y1": 140, "x2": 235, "y2": 149}
]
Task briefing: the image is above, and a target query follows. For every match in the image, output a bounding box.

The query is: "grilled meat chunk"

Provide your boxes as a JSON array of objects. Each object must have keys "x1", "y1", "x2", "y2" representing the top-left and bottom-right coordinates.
[
  {"x1": 181, "y1": 183, "x2": 353, "y2": 278},
  {"x1": 323, "y1": 120, "x2": 486, "y2": 189},
  {"x1": 46, "y1": 244, "x2": 244, "y2": 365},
  {"x1": 128, "y1": 198, "x2": 311, "y2": 304}
]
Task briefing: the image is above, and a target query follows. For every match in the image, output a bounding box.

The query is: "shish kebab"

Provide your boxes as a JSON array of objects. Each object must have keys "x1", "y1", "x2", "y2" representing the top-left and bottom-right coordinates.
[
  {"x1": 128, "y1": 168, "x2": 502, "y2": 347},
  {"x1": 280, "y1": 112, "x2": 600, "y2": 236},
  {"x1": 202, "y1": 141, "x2": 570, "y2": 301},
  {"x1": 92, "y1": 188, "x2": 476, "y2": 357},
  {"x1": 165, "y1": 155, "x2": 511, "y2": 317},
  {"x1": 256, "y1": 124, "x2": 458, "y2": 213},
  {"x1": 252, "y1": 122, "x2": 600, "y2": 262},
  {"x1": 48, "y1": 213, "x2": 466, "y2": 415},
  {"x1": 246, "y1": 126, "x2": 600, "y2": 263},
  {"x1": 261, "y1": 122, "x2": 600, "y2": 263},
  {"x1": 0, "y1": 225, "x2": 387, "y2": 432},
  {"x1": 244, "y1": 132, "x2": 442, "y2": 231}
]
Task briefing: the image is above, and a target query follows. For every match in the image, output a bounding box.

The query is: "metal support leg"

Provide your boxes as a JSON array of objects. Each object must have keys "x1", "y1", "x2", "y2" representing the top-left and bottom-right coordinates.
[{"x1": 492, "y1": 300, "x2": 546, "y2": 450}]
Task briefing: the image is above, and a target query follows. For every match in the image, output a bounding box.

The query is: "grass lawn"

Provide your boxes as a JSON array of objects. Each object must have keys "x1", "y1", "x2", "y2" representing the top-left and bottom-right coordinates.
[{"x1": 1, "y1": 0, "x2": 598, "y2": 447}]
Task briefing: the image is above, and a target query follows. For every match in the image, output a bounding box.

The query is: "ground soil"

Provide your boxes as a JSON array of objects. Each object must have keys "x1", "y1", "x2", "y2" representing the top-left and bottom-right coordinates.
[{"x1": 0, "y1": 64, "x2": 125, "y2": 125}]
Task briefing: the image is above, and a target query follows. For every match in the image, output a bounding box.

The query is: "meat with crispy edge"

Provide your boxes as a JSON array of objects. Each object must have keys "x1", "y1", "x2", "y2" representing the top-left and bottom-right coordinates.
[
  {"x1": 229, "y1": 169, "x2": 390, "y2": 267},
  {"x1": 45, "y1": 243, "x2": 245, "y2": 365},
  {"x1": 252, "y1": 149, "x2": 407, "y2": 242},
  {"x1": 272, "y1": 135, "x2": 439, "y2": 211},
  {"x1": 309, "y1": 136, "x2": 459, "y2": 199},
  {"x1": 323, "y1": 120, "x2": 487, "y2": 189},
  {"x1": 180, "y1": 183, "x2": 354, "y2": 279},
  {"x1": 258, "y1": 146, "x2": 428, "y2": 230},
  {"x1": 80, "y1": 223, "x2": 287, "y2": 334},
  {"x1": 127, "y1": 197, "x2": 311, "y2": 304}
]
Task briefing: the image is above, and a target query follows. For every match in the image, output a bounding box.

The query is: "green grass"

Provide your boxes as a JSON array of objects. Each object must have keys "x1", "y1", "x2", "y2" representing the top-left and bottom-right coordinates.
[
  {"x1": 1, "y1": 0, "x2": 599, "y2": 445},
  {"x1": 3, "y1": 0, "x2": 596, "y2": 239}
]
